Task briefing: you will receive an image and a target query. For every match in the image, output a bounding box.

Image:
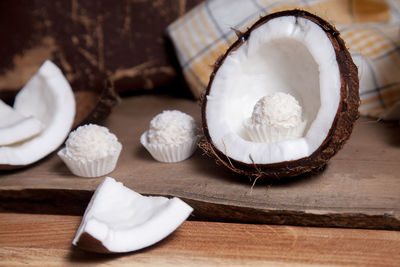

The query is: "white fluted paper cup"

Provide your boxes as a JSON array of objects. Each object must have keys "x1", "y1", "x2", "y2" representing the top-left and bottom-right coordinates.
[
  {"x1": 243, "y1": 118, "x2": 307, "y2": 143},
  {"x1": 58, "y1": 143, "x2": 122, "y2": 178},
  {"x1": 140, "y1": 131, "x2": 198, "y2": 163}
]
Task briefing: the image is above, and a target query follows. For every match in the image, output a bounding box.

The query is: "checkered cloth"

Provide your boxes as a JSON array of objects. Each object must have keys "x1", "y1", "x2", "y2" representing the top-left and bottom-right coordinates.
[{"x1": 167, "y1": 0, "x2": 400, "y2": 119}]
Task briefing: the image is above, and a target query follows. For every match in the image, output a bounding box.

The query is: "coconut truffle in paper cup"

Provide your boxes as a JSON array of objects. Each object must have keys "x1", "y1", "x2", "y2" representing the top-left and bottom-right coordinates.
[
  {"x1": 58, "y1": 124, "x2": 122, "y2": 177},
  {"x1": 243, "y1": 92, "x2": 307, "y2": 143},
  {"x1": 141, "y1": 110, "x2": 198, "y2": 163}
]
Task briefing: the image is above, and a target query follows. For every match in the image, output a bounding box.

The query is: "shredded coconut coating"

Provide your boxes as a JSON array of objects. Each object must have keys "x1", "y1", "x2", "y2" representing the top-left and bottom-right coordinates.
[
  {"x1": 251, "y1": 92, "x2": 302, "y2": 128},
  {"x1": 147, "y1": 110, "x2": 197, "y2": 145},
  {"x1": 65, "y1": 124, "x2": 121, "y2": 161}
]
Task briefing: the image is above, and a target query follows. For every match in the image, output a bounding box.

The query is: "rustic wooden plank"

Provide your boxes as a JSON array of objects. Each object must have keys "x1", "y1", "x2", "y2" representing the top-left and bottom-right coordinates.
[
  {"x1": 0, "y1": 95, "x2": 399, "y2": 229},
  {"x1": 0, "y1": 213, "x2": 399, "y2": 266}
]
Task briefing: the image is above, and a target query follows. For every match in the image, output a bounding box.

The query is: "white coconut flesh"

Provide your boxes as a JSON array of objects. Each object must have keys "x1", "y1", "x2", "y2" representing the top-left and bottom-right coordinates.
[
  {"x1": 206, "y1": 16, "x2": 341, "y2": 164},
  {"x1": 0, "y1": 60, "x2": 75, "y2": 166},
  {"x1": 0, "y1": 99, "x2": 43, "y2": 145},
  {"x1": 73, "y1": 177, "x2": 193, "y2": 253}
]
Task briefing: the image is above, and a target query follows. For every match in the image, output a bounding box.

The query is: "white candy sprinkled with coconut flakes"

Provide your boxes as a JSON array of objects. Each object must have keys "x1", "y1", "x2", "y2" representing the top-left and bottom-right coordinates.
[
  {"x1": 251, "y1": 92, "x2": 302, "y2": 128},
  {"x1": 147, "y1": 110, "x2": 197, "y2": 145},
  {"x1": 65, "y1": 124, "x2": 121, "y2": 162}
]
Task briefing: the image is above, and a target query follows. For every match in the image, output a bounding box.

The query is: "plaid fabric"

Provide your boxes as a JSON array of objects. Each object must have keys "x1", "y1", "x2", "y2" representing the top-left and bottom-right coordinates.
[{"x1": 167, "y1": 0, "x2": 400, "y2": 119}]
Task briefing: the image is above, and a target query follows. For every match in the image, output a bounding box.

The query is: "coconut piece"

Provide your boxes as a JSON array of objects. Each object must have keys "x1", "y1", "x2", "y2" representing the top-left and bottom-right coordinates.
[
  {"x1": 0, "y1": 99, "x2": 43, "y2": 145},
  {"x1": 0, "y1": 60, "x2": 75, "y2": 169},
  {"x1": 201, "y1": 10, "x2": 359, "y2": 179},
  {"x1": 73, "y1": 177, "x2": 193, "y2": 253}
]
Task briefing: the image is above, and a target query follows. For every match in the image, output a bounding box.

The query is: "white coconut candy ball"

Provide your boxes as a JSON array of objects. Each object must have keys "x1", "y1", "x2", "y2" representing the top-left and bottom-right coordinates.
[
  {"x1": 244, "y1": 92, "x2": 306, "y2": 143},
  {"x1": 65, "y1": 124, "x2": 121, "y2": 161},
  {"x1": 141, "y1": 110, "x2": 198, "y2": 163},
  {"x1": 147, "y1": 110, "x2": 197, "y2": 145},
  {"x1": 58, "y1": 124, "x2": 122, "y2": 177},
  {"x1": 251, "y1": 92, "x2": 302, "y2": 128}
]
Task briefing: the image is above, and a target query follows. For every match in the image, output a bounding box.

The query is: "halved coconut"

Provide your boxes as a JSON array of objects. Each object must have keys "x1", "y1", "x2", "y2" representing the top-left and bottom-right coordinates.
[
  {"x1": 0, "y1": 99, "x2": 43, "y2": 145},
  {"x1": 73, "y1": 177, "x2": 193, "y2": 253},
  {"x1": 201, "y1": 10, "x2": 359, "y2": 179},
  {"x1": 0, "y1": 60, "x2": 75, "y2": 168}
]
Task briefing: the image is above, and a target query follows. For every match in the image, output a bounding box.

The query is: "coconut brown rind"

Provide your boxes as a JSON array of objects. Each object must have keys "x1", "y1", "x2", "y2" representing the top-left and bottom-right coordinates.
[
  {"x1": 75, "y1": 232, "x2": 115, "y2": 254},
  {"x1": 201, "y1": 10, "x2": 360, "y2": 179},
  {"x1": 72, "y1": 79, "x2": 120, "y2": 129}
]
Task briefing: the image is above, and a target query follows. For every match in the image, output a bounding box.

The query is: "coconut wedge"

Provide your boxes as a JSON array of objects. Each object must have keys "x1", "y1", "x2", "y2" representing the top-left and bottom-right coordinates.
[
  {"x1": 73, "y1": 177, "x2": 193, "y2": 253},
  {"x1": 0, "y1": 60, "x2": 75, "y2": 168},
  {"x1": 0, "y1": 99, "x2": 43, "y2": 145},
  {"x1": 201, "y1": 10, "x2": 359, "y2": 179}
]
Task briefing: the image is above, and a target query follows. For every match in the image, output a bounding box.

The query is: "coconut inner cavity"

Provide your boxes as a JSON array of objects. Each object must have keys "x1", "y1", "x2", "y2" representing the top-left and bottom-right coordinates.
[
  {"x1": 206, "y1": 16, "x2": 341, "y2": 164},
  {"x1": 228, "y1": 36, "x2": 320, "y2": 141}
]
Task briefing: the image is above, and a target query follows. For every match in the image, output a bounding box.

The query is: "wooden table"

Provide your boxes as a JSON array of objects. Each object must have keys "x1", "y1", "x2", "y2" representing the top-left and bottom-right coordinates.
[
  {"x1": 1, "y1": 212, "x2": 399, "y2": 266},
  {"x1": 1, "y1": 95, "x2": 400, "y2": 265}
]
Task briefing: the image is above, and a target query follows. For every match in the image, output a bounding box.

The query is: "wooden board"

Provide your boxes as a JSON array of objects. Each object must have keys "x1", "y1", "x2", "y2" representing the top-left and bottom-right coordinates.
[
  {"x1": 1, "y1": 95, "x2": 400, "y2": 229},
  {"x1": 1, "y1": 213, "x2": 399, "y2": 266}
]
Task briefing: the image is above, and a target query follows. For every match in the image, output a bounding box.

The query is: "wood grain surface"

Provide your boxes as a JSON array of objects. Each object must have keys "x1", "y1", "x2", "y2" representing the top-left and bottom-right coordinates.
[
  {"x1": 0, "y1": 213, "x2": 399, "y2": 266},
  {"x1": 0, "y1": 95, "x2": 399, "y2": 229}
]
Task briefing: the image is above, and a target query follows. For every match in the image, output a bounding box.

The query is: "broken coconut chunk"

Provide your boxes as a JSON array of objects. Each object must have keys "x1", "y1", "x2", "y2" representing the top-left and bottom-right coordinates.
[
  {"x1": 0, "y1": 60, "x2": 75, "y2": 169},
  {"x1": 0, "y1": 99, "x2": 43, "y2": 145},
  {"x1": 73, "y1": 177, "x2": 193, "y2": 253}
]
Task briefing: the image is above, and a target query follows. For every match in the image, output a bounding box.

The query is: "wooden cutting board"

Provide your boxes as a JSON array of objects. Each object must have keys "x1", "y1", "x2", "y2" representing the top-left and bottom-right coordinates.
[{"x1": 1, "y1": 95, "x2": 399, "y2": 230}]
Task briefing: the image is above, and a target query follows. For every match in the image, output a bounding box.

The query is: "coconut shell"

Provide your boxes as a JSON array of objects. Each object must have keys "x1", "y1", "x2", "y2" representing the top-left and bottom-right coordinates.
[
  {"x1": 201, "y1": 10, "x2": 360, "y2": 180},
  {"x1": 75, "y1": 232, "x2": 114, "y2": 254}
]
